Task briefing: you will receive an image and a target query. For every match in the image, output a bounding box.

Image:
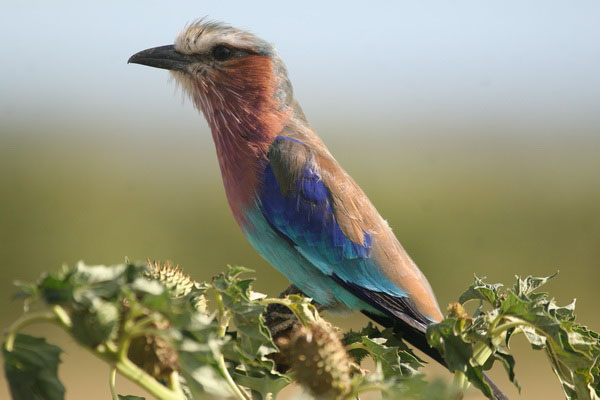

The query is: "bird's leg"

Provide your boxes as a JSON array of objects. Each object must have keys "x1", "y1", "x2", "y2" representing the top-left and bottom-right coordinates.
[
  {"x1": 264, "y1": 284, "x2": 329, "y2": 336},
  {"x1": 264, "y1": 284, "x2": 302, "y2": 338},
  {"x1": 264, "y1": 284, "x2": 328, "y2": 373}
]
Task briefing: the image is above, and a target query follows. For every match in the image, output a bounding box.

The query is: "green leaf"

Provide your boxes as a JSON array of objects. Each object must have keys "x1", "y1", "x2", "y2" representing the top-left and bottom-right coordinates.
[
  {"x1": 232, "y1": 371, "x2": 291, "y2": 398},
  {"x1": 427, "y1": 317, "x2": 494, "y2": 398},
  {"x1": 177, "y1": 337, "x2": 233, "y2": 398},
  {"x1": 174, "y1": 306, "x2": 233, "y2": 399},
  {"x1": 362, "y1": 335, "x2": 421, "y2": 379},
  {"x1": 3, "y1": 333, "x2": 65, "y2": 400},
  {"x1": 382, "y1": 375, "x2": 461, "y2": 400},
  {"x1": 210, "y1": 265, "x2": 289, "y2": 397},
  {"x1": 13, "y1": 281, "x2": 38, "y2": 300},
  {"x1": 343, "y1": 322, "x2": 381, "y2": 363},
  {"x1": 39, "y1": 274, "x2": 75, "y2": 304},
  {"x1": 213, "y1": 268, "x2": 277, "y2": 359},
  {"x1": 458, "y1": 275, "x2": 503, "y2": 306},
  {"x1": 131, "y1": 277, "x2": 165, "y2": 296},
  {"x1": 493, "y1": 350, "x2": 520, "y2": 391},
  {"x1": 512, "y1": 273, "x2": 558, "y2": 298},
  {"x1": 118, "y1": 395, "x2": 145, "y2": 400},
  {"x1": 70, "y1": 298, "x2": 119, "y2": 347}
]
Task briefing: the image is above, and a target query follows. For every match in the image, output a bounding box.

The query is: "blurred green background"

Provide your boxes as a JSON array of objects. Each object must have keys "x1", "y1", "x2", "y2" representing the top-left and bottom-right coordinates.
[{"x1": 2, "y1": 1, "x2": 599, "y2": 399}]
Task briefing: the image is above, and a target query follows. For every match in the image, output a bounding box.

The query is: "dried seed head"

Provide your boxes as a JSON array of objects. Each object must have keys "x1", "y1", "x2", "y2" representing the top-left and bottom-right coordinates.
[
  {"x1": 128, "y1": 260, "x2": 207, "y2": 377},
  {"x1": 128, "y1": 320, "x2": 178, "y2": 380},
  {"x1": 146, "y1": 260, "x2": 197, "y2": 298},
  {"x1": 282, "y1": 320, "x2": 351, "y2": 399}
]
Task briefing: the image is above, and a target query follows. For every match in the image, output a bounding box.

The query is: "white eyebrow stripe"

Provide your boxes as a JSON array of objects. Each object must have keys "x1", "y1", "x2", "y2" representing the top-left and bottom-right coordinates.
[{"x1": 174, "y1": 21, "x2": 272, "y2": 55}]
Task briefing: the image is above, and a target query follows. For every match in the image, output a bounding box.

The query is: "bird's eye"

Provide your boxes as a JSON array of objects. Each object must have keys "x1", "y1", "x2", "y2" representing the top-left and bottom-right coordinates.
[{"x1": 212, "y1": 45, "x2": 233, "y2": 61}]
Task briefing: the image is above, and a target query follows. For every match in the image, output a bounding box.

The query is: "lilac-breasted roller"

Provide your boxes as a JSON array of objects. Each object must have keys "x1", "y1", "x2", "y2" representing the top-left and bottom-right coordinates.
[{"x1": 129, "y1": 21, "x2": 507, "y2": 399}]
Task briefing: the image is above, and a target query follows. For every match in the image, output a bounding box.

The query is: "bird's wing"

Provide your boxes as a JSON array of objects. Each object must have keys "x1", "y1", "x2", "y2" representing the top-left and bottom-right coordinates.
[{"x1": 258, "y1": 136, "x2": 441, "y2": 329}]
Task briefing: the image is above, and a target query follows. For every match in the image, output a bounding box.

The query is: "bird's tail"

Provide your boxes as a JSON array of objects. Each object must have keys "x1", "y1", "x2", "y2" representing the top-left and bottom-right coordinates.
[{"x1": 363, "y1": 311, "x2": 509, "y2": 400}]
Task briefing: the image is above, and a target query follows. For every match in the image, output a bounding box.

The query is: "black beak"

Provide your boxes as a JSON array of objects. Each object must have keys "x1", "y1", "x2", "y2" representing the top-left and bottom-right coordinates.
[{"x1": 128, "y1": 45, "x2": 196, "y2": 71}]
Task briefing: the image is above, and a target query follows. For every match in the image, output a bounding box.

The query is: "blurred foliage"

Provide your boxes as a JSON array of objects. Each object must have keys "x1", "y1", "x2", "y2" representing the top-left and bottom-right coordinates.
[
  {"x1": 2, "y1": 262, "x2": 454, "y2": 400},
  {"x1": 3, "y1": 262, "x2": 599, "y2": 399}
]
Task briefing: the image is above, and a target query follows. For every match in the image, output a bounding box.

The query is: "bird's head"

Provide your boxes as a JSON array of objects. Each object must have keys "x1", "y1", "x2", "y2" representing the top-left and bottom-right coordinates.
[{"x1": 129, "y1": 20, "x2": 299, "y2": 139}]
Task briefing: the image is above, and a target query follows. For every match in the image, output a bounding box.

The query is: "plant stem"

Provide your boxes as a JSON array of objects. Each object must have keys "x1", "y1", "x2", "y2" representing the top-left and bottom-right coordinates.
[
  {"x1": 346, "y1": 382, "x2": 385, "y2": 399},
  {"x1": 52, "y1": 304, "x2": 72, "y2": 328},
  {"x1": 116, "y1": 356, "x2": 184, "y2": 400},
  {"x1": 4, "y1": 310, "x2": 57, "y2": 351},
  {"x1": 109, "y1": 367, "x2": 119, "y2": 400},
  {"x1": 345, "y1": 342, "x2": 369, "y2": 352},
  {"x1": 213, "y1": 288, "x2": 250, "y2": 400},
  {"x1": 453, "y1": 370, "x2": 469, "y2": 392},
  {"x1": 214, "y1": 290, "x2": 229, "y2": 337},
  {"x1": 215, "y1": 353, "x2": 251, "y2": 400},
  {"x1": 168, "y1": 370, "x2": 185, "y2": 398},
  {"x1": 472, "y1": 341, "x2": 493, "y2": 367},
  {"x1": 490, "y1": 319, "x2": 529, "y2": 337}
]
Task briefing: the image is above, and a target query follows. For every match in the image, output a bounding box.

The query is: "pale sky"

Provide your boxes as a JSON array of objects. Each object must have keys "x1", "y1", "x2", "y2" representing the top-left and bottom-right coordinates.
[{"x1": 2, "y1": 1, "x2": 599, "y2": 138}]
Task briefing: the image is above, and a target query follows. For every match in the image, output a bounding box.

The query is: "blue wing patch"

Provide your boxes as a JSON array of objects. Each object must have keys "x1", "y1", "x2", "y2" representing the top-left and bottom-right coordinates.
[{"x1": 258, "y1": 136, "x2": 404, "y2": 297}]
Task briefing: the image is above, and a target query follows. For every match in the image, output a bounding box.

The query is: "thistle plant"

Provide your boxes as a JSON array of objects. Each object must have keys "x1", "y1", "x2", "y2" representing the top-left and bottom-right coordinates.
[{"x1": 2, "y1": 261, "x2": 599, "y2": 400}]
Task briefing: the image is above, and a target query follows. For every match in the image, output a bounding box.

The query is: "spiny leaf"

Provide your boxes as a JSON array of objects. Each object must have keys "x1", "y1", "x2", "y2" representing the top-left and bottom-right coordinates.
[
  {"x1": 513, "y1": 273, "x2": 558, "y2": 298},
  {"x1": 212, "y1": 266, "x2": 277, "y2": 359},
  {"x1": 458, "y1": 275, "x2": 503, "y2": 306}
]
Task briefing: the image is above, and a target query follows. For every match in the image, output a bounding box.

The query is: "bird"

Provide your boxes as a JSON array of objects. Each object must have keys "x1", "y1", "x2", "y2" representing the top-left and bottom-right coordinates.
[{"x1": 129, "y1": 20, "x2": 507, "y2": 399}]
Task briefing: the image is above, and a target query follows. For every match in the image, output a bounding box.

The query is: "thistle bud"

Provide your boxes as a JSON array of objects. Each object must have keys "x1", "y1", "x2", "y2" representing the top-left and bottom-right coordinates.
[
  {"x1": 282, "y1": 320, "x2": 351, "y2": 399},
  {"x1": 146, "y1": 260, "x2": 196, "y2": 298},
  {"x1": 447, "y1": 302, "x2": 472, "y2": 332},
  {"x1": 145, "y1": 260, "x2": 207, "y2": 311},
  {"x1": 447, "y1": 302, "x2": 468, "y2": 320},
  {"x1": 127, "y1": 260, "x2": 205, "y2": 378}
]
